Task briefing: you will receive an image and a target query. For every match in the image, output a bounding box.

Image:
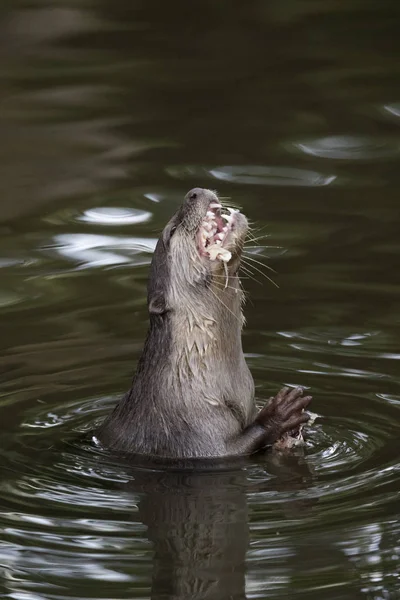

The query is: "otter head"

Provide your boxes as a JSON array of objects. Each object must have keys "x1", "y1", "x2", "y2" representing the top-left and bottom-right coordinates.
[
  {"x1": 148, "y1": 187, "x2": 248, "y2": 324},
  {"x1": 145, "y1": 188, "x2": 253, "y2": 409}
]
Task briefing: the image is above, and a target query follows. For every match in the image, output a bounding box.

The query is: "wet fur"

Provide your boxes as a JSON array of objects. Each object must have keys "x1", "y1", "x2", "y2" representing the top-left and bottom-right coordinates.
[
  {"x1": 99, "y1": 210, "x2": 254, "y2": 456},
  {"x1": 98, "y1": 189, "x2": 311, "y2": 458}
]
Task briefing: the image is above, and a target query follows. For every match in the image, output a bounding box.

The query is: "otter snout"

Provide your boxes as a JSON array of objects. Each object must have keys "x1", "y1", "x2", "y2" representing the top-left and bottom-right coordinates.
[{"x1": 174, "y1": 188, "x2": 248, "y2": 267}]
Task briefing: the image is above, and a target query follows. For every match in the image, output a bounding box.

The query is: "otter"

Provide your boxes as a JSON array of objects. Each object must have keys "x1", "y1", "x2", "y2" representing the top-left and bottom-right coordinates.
[{"x1": 98, "y1": 188, "x2": 311, "y2": 458}]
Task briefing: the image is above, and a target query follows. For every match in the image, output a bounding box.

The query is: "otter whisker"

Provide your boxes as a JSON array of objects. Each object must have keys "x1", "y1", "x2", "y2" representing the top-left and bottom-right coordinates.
[
  {"x1": 246, "y1": 222, "x2": 270, "y2": 236},
  {"x1": 247, "y1": 221, "x2": 269, "y2": 231},
  {"x1": 211, "y1": 274, "x2": 248, "y2": 293},
  {"x1": 212, "y1": 281, "x2": 246, "y2": 294},
  {"x1": 239, "y1": 264, "x2": 263, "y2": 286},
  {"x1": 246, "y1": 232, "x2": 271, "y2": 245},
  {"x1": 244, "y1": 244, "x2": 277, "y2": 249},
  {"x1": 244, "y1": 245, "x2": 279, "y2": 259},
  {"x1": 217, "y1": 196, "x2": 242, "y2": 211},
  {"x1": 242, "y1": 253, "x2": 277, "y2": 274},
  {"x1": 241, "y1": 258, "x2": 279, "y2": 288},
  {"x1": 212, "y1": 276, "x2": 247, "y2": 293},
  {"x1": 220, "y1": 202, "x2": 242, "y2": 211},
  {"x1": 208, "y1": 285, "x2": 243, "y2": 323},
  {"x1": 212, "y1": 274, "x2": 252, "y2": 280}
]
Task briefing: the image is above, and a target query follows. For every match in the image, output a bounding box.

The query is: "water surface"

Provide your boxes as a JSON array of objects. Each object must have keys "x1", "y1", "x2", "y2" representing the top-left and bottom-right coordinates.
[{"x1": 0, "y1": 1, "x2": 399, "y2": 598}]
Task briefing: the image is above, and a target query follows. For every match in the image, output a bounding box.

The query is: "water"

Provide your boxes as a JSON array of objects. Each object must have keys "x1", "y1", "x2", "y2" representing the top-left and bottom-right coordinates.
[{"x1": 0, "y1": 1, "x2": 399, "y2": 598}]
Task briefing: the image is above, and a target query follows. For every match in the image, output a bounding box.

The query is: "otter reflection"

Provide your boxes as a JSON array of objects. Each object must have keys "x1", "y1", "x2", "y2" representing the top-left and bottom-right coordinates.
[{"x1": 131, "y1": 453, "x2": 314, "y2": 600}]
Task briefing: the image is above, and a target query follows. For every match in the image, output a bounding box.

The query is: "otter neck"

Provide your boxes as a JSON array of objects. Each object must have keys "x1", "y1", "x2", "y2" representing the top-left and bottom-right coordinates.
[
  {"x1": 131, "y1": 283, "x2": 245, "y2": 407},
  {"x1": 173, "y1": 284, "x2": 244, "y2": 367}
]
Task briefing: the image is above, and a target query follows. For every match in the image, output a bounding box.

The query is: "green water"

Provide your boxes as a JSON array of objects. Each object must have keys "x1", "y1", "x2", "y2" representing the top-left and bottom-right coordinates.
[{"x1": 0, "y1": 1, "x2": 399, "y2": 598}]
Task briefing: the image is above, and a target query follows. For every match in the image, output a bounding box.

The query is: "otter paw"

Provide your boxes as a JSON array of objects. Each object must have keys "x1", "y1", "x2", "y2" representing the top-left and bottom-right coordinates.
[{"x1": 256, "y1": 386, "x2": 312, "y2": 445}]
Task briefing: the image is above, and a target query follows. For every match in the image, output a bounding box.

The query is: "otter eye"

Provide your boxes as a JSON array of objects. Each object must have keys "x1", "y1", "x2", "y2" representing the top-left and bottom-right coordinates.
[
  {"x1": 189, "y1": 192, "x2": 197, "y2": 200},
  {"x1": 169, "y1": 225, "x2": 177, "y2": 238}
]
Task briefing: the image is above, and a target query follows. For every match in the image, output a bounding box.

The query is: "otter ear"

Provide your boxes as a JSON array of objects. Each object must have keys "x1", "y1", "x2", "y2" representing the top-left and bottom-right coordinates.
[
  {"x1": 148, "y1": 292, "x2": 167, "y2": 316},
  {"x1": 162, "y1": 221, "x2": 178, "y2": 246}
]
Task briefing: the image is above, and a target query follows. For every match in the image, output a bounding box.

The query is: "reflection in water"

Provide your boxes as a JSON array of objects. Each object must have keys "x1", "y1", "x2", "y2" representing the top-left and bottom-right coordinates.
[
  {"x1": 0, "y1": 0, "x2": 400, "y2": 598},
  {"x1": 0, "y1": 391, "x2": 398, "y2": 599},
  {"x1": 135, "y1": 467, "x2": 250, "y2": 600},
  {"x1": 293, "y1": 135, "x2": 400, "y2": 161},
  {"x1": 53, "y1": 233, "x2": 157, "y2": 268},
  {"x1": 78, "y1": 207, "x2": 152, "y2": 226},
  {"x1": 134, "y1": 453, "x2": 324, "y2": 600},
  {"x1": 166, "y1": 165, "x2": 338, "y2": 187},
  {"x1": 209, "y1": 165, "x2": 337, "y2": 187},
  {"x1": 382, "y1": 104, "x2": 400, "y2": 119}
]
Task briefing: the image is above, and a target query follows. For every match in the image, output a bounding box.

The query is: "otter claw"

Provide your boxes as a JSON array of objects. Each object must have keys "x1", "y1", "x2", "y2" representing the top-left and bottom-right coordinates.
[{"x1": 256, "y1": 386, "x2": 312, "y2": 445}]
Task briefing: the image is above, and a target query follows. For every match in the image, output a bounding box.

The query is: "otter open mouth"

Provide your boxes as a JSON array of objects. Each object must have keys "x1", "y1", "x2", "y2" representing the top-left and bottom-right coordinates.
[{"x1": 198, "y1": 201, "x2": 238, "y2": 263}]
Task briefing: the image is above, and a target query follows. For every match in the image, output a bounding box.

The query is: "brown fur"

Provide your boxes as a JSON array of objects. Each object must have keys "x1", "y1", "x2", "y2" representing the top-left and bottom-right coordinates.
[{"x1": 98, "y1": 188, "x2": 311, "y2": 458}]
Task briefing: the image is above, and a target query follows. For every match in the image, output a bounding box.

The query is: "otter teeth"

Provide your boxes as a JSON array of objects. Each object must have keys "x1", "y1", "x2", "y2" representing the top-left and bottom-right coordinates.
[
  {"x1": 219, "y1": 250, "x2": 232, "y2": 262},
  {"x1": 200, "y1": 203, "x2": 237, "y2": 263},
  {"x1": 207, "y1": 244, "x2": 232, "y2": 262}
]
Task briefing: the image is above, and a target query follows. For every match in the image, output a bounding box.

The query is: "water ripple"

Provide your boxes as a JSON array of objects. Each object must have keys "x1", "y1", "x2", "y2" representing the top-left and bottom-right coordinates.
[
  {"x1": 51, "y1": 233, "x2": 157, "y2": 268},
  {"x1": 209, "y1": 165, "x2": 337, "y2": 187},
  {"x1": 383, "y1": 103, "x2": 400, "y2": 119},
  {"x1": 78, "y1": 207, "x2": 152, "y2": 226},
  {"x1": 166, "y1": 164, "x2": 337, "y2": 187},
  {"x1": 0, "y1": 380, "x2": 398, "y2": 599},
  {"x1": 291, "y1": 135, "x2": 400, "y2": 160}
]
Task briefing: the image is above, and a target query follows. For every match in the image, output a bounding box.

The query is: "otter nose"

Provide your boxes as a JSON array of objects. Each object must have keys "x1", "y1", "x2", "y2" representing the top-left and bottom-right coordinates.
[{"x1": 187, "y1": 187, "x2": 204, "y2": 201}]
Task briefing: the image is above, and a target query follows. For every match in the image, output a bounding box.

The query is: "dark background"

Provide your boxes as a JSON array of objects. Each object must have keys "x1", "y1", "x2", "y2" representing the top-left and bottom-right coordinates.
[{"x1": 0, "y1": 1, "x2": 399, "y2": 598}]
